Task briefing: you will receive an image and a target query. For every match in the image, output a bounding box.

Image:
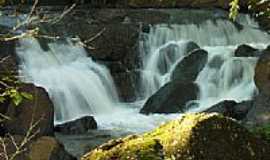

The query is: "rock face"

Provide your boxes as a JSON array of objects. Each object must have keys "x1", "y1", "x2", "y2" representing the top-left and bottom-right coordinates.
[
  {"x1": 254, "y1": 48, "x2": 270, "y2": 97},
  {"x1": 4, "y1": 83, "x2": 54, "y2": 137},
  {"x1": 171, "y1": 49, "x2": 208, "y2": 83},
  {"x1": 140, "y1": 82, "x2": 199, "y2": 114},
  {"x1": 55, "y1": 116, "x2": 98, "y2": 135},
  {"x1": 205, "y1": 100, "x2": 253, "y2": 120},
  {"x1": 82, "y1": 113, "x2": 270, "y2": 160},
  {"x1": 234, "y1": 44, "x2": 260, "y2": 57},
  {"x1": 0, "y1": 135, "x2": 76, "y2": 160},
  {"x1": 29, "y1": 136, "x2": 76, "y2": 160}
]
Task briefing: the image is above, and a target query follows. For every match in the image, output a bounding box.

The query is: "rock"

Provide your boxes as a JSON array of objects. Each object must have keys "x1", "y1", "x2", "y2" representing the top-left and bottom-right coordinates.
[
  {"x1": 0, "y1": 135, "x2": 76, "y2": 160},
  {"x1": 55, "y1": 116, "x2": 97, "y2": 135},
  {"x1": 82, "y1": 113, "x2": 270, "y2": 160},
  {"x1": 254, "y1": 48, "x2": 270, "y2": 97},
  {"x1": 29, "y1": 136, "x2": 76, "y2": 160},
  {"x1": 205, "y1": 100, "x2": 237, "y2": 116},
  {"x1": 234, "y1": 44, "x2": 260, "y2": 57},
  {"x1": 205, "y1": 100, "x2": 253, "y2": 120},
  {"x1": 157, "y1": 41, "x2": 200, "y2": 74},
  {"x1": 244, "y1": 94, "x2": 270, "y2": 127},
  {"x1": 112, "y1": 71, "x2": 140, "y2": 102},
  {"x1": 234, "y1": 100, "x2": 254, "y2": 120},
  {"x1": 171, "y1": 49, "x2": 208, "y2": 83},
  {"x1": 4, "y1": 83, "x2": 54, "y2": 137},
  {"x1": 185, "y1": 41, "x2": 200, "y2": 54},
  {"x1": 0, "y1": 40, "x2": 18, "y2": 76},
  {"x1": 140, "y1": 82, "x2": 199, "y2": 114}
]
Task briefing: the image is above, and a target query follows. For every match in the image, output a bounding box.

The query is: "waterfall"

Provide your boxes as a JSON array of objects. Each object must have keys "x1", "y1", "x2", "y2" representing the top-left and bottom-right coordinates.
[
  {"x1": 16, "y1": 38, "x2": 119, "y2": 124},
  {"x1": 12, "y1": 10, "x2": 270, "y2": 133},
  {"x1": 140, "y1": 13, "x2": 270, "y2": 111}
]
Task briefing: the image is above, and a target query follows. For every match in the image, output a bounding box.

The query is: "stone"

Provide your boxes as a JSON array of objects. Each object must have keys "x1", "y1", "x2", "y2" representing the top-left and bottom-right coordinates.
[
  {"x1": 112, "y1": 71, "x2": 140, "y2": 102},
  {"x1": 55, "y1": 116, "x2": 97, "y2": 135},
  {"x1": 171, "y1": 49, "x2": 208, "y2": 83},
  {"x1": 140, "y1": 82, "x2": 199, "y2": 114},
  {"x1": 157, "y1": 41, "x2": 200, "y2": 75},
  {"x1": 234, "y1": 44, "x2": 260, "y2": 57},
  {"x1": 205, "y1": 100, "x2": 253, "y2": 120},
  {"x1": 254, "y1": 48, "x2": 270, "y2": 97},
  {"x1": 82, "y1": 113, "x2": 270, "y2": 160},
  {"x1": 29, "y1": 136, "x2": 76, "y2": 160},
  {"x1": 4, "y1": 83, "x2": 54, "y2": 137}
]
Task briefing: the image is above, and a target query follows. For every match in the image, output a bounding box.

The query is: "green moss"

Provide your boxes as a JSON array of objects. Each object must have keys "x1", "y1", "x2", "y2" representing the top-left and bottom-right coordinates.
[{"x1": 82, "y1": 113, "x2": 270, "y2": 160}]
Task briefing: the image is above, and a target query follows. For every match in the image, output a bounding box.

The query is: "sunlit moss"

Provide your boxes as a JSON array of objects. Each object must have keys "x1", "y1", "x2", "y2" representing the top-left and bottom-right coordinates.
[{"x1": 82, "y1": 113, "x2": 270, "y2": 160}]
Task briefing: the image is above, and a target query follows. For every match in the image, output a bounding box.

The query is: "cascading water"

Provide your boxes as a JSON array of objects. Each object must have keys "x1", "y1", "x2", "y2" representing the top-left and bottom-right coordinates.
[
  {"x1": 16, "y1": 38, "x2": 119, "y2": 124},
  {"x1": 16, "y1": 38, "x2": 177, "y2": 133},
  {"x1": 140, "y1": 13, "x2": 270, "y2": 113},
  {"x1": 12, "y1": 9, "x2": 270, "y2": 134}
]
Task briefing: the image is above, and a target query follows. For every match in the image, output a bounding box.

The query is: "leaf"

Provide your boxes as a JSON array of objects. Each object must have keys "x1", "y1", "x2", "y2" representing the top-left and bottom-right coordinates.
[
  {"x1": 0, "y1": 96, "x2": 5, "y2": 103},
  {"x1": 21, "y1": 92, "x2": 33, "y2": 100},
  {"x1": 12, "y1": 92, "x2": 23, "y2": 106}
]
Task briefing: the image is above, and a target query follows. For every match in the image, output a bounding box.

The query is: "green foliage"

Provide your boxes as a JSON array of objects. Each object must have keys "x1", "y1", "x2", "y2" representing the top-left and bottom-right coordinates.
[
  {"x1": 0, "y1": 76, "x2": 33, "y2": 106},
  {"x1": 230, "y1": 0, "x2": 270, "y2": 21},
  {"x1": 229, "y1": 0, "x2": 240, "y2": 21}
]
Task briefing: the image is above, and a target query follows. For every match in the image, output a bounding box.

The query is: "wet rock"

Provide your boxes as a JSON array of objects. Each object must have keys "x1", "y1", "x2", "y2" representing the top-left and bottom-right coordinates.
[
  {"x1": 234, "y1": 44, "x2": 260, "y2": 57},
  {"x1": 205, "y1": 100, "x2": 253, "y2": 120},
  {"x1": 140, "y1": 82, "x2": 199, "y2": 114},
  {"x1": 205, "y1": 100, "x2": 237, "y2": 116},
  {"x1": 171, "y1": 49, "x2": 208, "y2": 83},
  {"x1": 55, "y1": 116, "x2": 97, "y2": 135},
  {"x1": 112, "y1": 71, "x2": 140, "y2": 102},
  {"x1": 82, "y1": 113, "x2": 270, "y2": 160},
  {"x1": 157, "y1": 41, "x2": 199, "y2": 74},
  {"x1": 254, "y1": 48, "x2": 270, "y2": 97},
  {"x1": 4, "y1": 83, "x2": 54, "y2": 137},
  {"x1": 185, "y1": 41, "x2": 200, "y2": 54}
]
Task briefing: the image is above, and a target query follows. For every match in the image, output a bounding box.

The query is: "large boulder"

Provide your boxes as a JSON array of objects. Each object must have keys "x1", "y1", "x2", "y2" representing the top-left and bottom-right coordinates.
[
  {"x1": 0, "y1": 135, "x2": 76, "y2": 160},
  {"x1": 29, "y1": 136, "x2": 76, "y2": 160},
  {"x1": 55, "y1": 116, "x2": 98, "y2": 135},
  {"x1": 254, "y1": 48, "x2": 270, "y2": 97},
  {"x1": 205, "y1": 100, "x2": 253, "y2": 120},
  {"x1": 82, "y1": 113, "x2": 270, "y2": 160},
  {"x1": 234, "y1": 44, "x2": 260, "y2": 57},
  {"x1": 171, "y1": 49, "x2": 208, "y2": 83},
  {"x1": 140, "y1": 82, "x2": 199, "y2": 114},
  {"x1": 4, "y1": 83, "x2": 54, "y2": 137}
]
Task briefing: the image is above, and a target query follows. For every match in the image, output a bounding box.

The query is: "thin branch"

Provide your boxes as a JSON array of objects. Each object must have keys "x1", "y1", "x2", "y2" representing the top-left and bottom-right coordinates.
[
  {"x1": 42, "y1": 3, "x2": 77, "y2": 25},
  {"x1": 83, "y1": 28, "x2": 106, "y2": 44},
  {"x1": 12, "y1": 0, "x2": 39, "y2": 31}
]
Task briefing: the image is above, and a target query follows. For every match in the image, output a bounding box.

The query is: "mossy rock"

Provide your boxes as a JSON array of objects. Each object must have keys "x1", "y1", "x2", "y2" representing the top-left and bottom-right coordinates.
[{"x1": 81, "y1": 113, "x2": 270, "y2": 160}]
